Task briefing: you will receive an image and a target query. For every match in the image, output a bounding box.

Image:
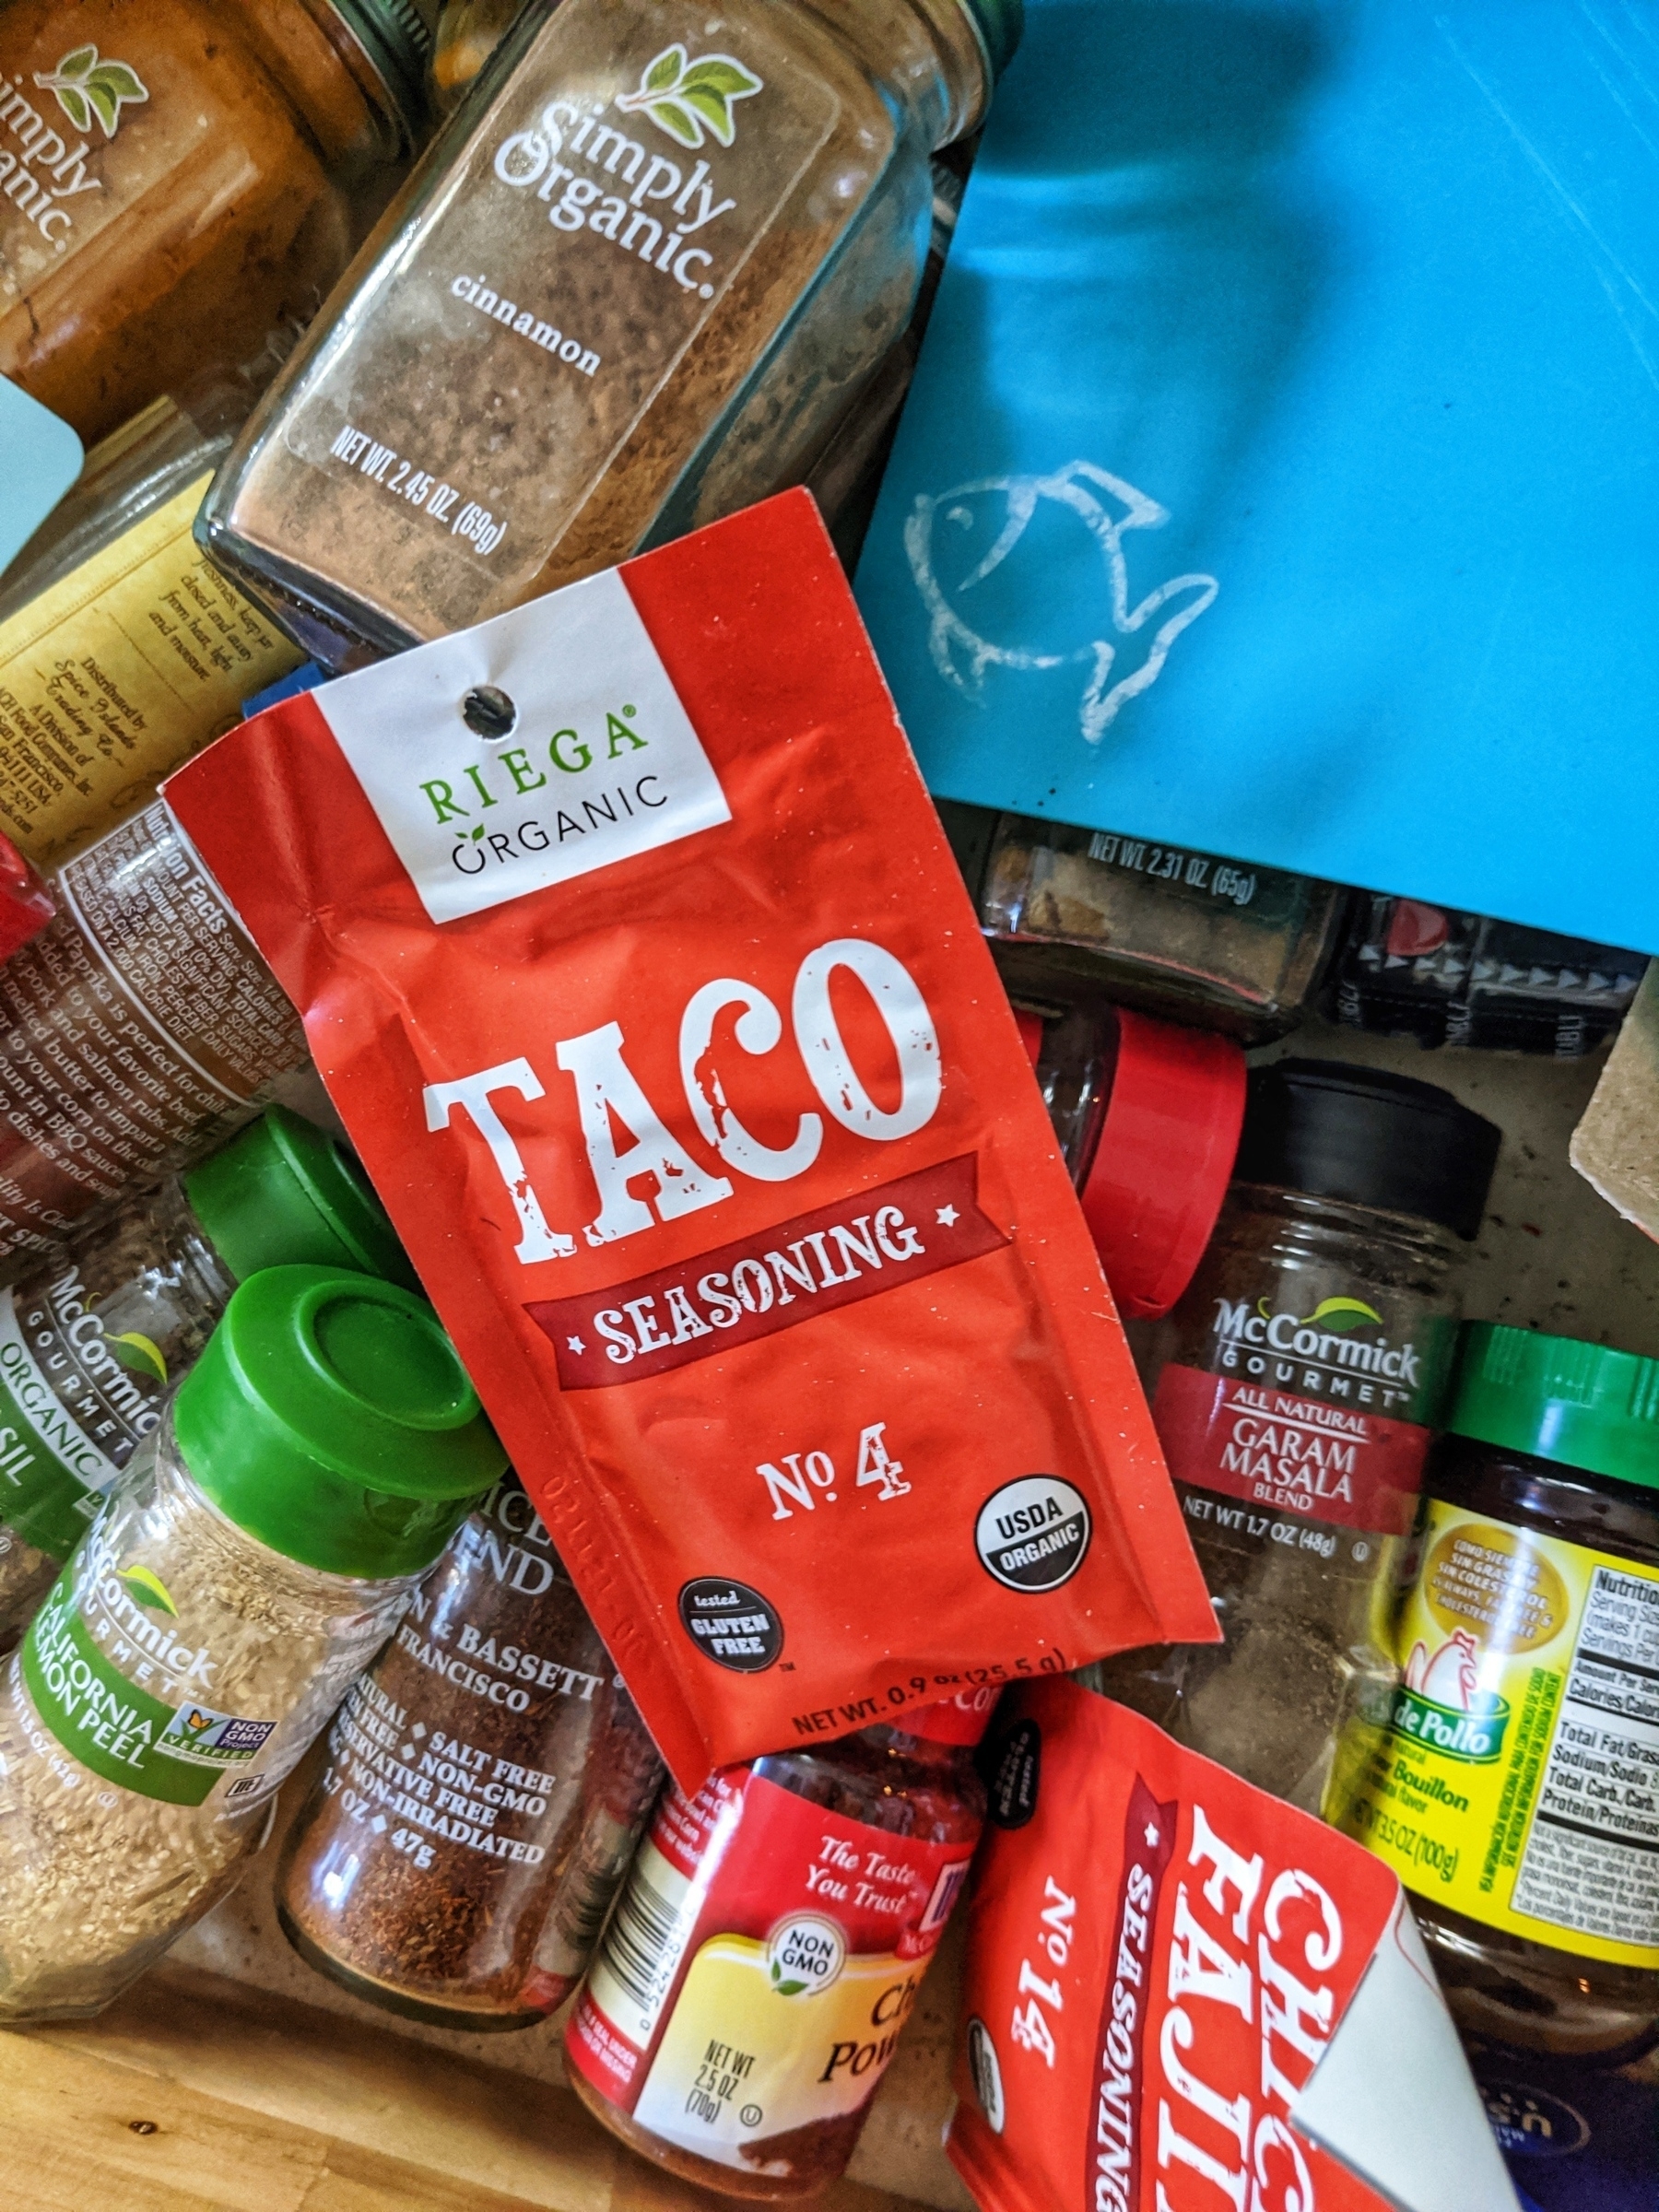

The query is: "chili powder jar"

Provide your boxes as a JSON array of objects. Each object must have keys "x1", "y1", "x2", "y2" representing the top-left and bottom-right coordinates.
[
  {"x1": 277, "y1": 1470, "x2": 664, "y2": 2030},
  {"x1": 0, "y1": 0, "x2": 427, "y2": 451},
  {"x1": 1088, "y1": 1060, "x2": 1500, "y2": 1815},
  {"x1": 199, "y1": 0, "x2": 1023, "y2": 664},
  {"x1": 1343, "y1": 1324, "x2": 1659, "y2": 2061},
  {"x1": 566, "y1": 1688, "x2": 992, "y2": 2199}
]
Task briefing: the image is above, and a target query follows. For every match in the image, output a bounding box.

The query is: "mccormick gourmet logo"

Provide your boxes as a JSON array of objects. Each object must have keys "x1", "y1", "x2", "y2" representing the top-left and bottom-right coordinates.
[{"x1": 1211, "y1": 1293, "x2": 1422, "y2": 1394}]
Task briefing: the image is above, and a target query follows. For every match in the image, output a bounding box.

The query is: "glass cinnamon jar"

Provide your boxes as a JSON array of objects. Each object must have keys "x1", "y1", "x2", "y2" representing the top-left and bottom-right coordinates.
[
  {"x1": 566, "y1": 1688, "x2": 991, "y2": 2199},
  {"x1": 1087, "y1": 1059, "x2": 1500, "y2": 1816},
  {"x1": 1343, "y1": 1324, "x2": 1659, "y2": 2061},
  {"x1": 0, "y1": 0, "x2": 428, "y2": 450},
  {"x1": 198, "y1": 0, "x2": 1021, "y2": 665},
  {"x1": 276, "y1": 1470, "x2": 664, "y2": 2030}
]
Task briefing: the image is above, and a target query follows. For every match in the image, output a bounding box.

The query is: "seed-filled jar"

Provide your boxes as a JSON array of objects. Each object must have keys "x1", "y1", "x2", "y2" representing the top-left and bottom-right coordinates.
[
  {"x1": 0, "y1": 0, "x2": 428, "y2": 450},
  {"x1": 276, "y1": 1470, "x2": 663, "y2": 2030},
  {"x1": 567, "y1": 1689, "x2": 991, "y2": 2199},
  {"x1": 0, "y1": 1265, "x2": 503, "y2": 2022},
  {"x1": 1088, "y1": 1060, "x2": 1500, "y2": 1815},
  {"x1": 982, "y1": 816, "x2": 1347, "y2": 1043},
  {"x1": 0, "y1": 383, "x2": 303, "y2": 870},
  {"x1": 1343, "y1": 1324, "x2": 1659, "y2": 2060},
  {"x1": 198, "y1": 0, "x2": 1022, "y2": 664},
  {"x1": 1014, "y1": 996, "x2": 1244, "y2": 1321},
  {"x1": 0, "y1": 1106, "x2": 412, "y2": 1646},
  {"x1": 0, "y1": 801, "x2": 308, "y2": 1271}
]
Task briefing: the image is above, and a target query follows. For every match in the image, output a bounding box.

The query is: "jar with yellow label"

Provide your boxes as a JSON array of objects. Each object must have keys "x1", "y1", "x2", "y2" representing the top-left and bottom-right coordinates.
[
  {"x1": 0, "y1": 382, "x2": 302, "y2": 869},
  {"x1": 1339, "y1": 1323, "x2": 1659, "y2": 2059}
]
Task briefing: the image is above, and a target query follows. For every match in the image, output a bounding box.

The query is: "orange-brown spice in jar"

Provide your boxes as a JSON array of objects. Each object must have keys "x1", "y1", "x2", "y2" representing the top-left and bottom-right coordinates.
[{"x1": 0, "y1": 0, "x2": 427, "y2": 447}]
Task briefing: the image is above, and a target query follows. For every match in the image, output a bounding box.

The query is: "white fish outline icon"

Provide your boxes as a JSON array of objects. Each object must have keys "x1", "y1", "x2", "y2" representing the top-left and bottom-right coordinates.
[{"x1": 902, "y1": 459, "x2": 1219, "y2": 743}]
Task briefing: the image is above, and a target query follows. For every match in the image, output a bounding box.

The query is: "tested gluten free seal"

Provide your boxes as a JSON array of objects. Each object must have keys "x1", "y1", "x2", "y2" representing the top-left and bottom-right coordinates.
[{"x1": 974, "y1": 1476, "x2": 1091, "y2": 1593}]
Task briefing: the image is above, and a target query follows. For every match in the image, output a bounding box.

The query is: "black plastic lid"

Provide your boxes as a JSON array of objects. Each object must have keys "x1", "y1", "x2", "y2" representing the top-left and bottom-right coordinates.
[{"x1": 1232, "y1": 1058, "x2": 1500, "y2": 1240}]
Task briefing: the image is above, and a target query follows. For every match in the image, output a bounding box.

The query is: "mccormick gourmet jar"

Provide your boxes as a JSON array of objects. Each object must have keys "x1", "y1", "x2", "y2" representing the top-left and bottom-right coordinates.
[
  {"x1": 0, "y1": 0, "x2": 428, "y2": 449},
  {"x1": 0, "y1": 1106, "x2": 412, "y2": 1645},
  {"x1": 197, "y1": 0, "x2": 1023, "y2": 665},
  {"x1": 980, "y1": 815, "x2": 1347, "y2": 1043},
  {"x1": 0, "y1": 1265, "x2": 503, "y2": 2022},
  {"x1": 1343, "y1": 1324, "x2": 1659, "y2": 2061},
  {"x1": 1088, "y1": 1060, "x2": 1500, "y2": 1816},
  {"x1": 567, "y1": 1688, "x2": 991, "y2": 2199},
  {"x1": 277, "y1": 1471, "x2": 663, "y2": 2030}
]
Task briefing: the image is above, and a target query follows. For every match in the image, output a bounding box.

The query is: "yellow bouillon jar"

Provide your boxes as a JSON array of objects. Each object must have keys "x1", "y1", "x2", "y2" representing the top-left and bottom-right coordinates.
[{"x1": 1341, "y1": 1322, "x2": 1659, "y2": 2060}]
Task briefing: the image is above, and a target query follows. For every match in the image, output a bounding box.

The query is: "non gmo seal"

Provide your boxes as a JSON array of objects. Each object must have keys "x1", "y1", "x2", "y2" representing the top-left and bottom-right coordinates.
[
  {"x1": 974, "y1": 1476, "x2": 1090, "y2": 1593},
  {"x1": 678, "y1": 1577, "x2": 783, "y2": 1672}
]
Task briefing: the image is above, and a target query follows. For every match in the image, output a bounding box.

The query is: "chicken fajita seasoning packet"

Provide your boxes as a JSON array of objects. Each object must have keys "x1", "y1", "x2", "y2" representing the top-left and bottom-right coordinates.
[{"x1": 164, "y1": 490, "x2": 1215, "y2": 1787}]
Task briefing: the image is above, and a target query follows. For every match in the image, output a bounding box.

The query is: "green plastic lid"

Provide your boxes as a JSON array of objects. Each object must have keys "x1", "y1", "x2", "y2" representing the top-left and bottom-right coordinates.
[
  {"x1": 173, "y1": 1266, "x2": 506, "y2": 1577},
  {"x1": 1447, "y1": 1321, "x2": 1659, "y2": 1491},
  {"x1": 959, "y1": 0, "x2": 1024, "y2": 83},
  {"x1": 184, "y1": 1108, "x2": 418, "y2": 1294}
]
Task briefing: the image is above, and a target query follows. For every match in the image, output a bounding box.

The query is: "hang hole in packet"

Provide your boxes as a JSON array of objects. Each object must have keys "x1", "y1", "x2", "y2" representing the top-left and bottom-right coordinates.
[{"x1": 163, "y1": 490, "x2": 1216, "y2": 1787}]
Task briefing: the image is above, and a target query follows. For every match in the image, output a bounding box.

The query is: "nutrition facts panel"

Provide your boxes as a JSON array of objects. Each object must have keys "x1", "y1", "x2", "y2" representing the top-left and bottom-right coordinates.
[{"x1": 1512, "y1": 1566, "x2": 1659, "y2": 1948}]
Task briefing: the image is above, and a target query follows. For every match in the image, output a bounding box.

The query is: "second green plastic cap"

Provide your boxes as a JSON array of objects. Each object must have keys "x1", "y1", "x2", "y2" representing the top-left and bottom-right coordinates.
[
  {"x1": 173, "y1": 1266, "x2": 507, "y2": 1577},
  {"x1": 1448, "y1": 1321, "x2": 1659, "y2": 1492},
  {"x1": 184, "y1": 1107, "x2": 418, "y2": 1294}
]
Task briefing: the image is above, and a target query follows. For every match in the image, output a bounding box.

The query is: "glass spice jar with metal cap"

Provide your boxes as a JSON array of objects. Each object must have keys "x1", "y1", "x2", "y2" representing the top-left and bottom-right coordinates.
[
  {"x1": 0, "y1": 1264, "x2": 504, "y2": 2023},
  {"x1": 0, "y1": 1104, "x2": 415, "y2": 1647},
  {"x1": 198, "y1": 0, "x2": 1024, "y2": 665},
  {"x1": 0, "y1": 0, "x2": 429, "y2": 451},
  {"x1": 1086, "y1": 1059, "x2": 1501, "y2": 1816},
  {"x1": 276, "y1": 1468, "x2": 664, "y2": 2031},
  {"x1": 567, "y1": 1688, "x2": 992, "y2": 2199},
  {"x1": 1341, "y1": 1323, "x2": 1659, "y2": 2061}
]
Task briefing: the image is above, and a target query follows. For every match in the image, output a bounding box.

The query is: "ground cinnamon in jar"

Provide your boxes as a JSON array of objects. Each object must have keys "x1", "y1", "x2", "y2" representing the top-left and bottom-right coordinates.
[
  {"x1": 199, "y1": 0, "x2": 1019, "y2": 664},
  {"x1": 277, "y1": 1472, "x2": 663, "y2": 2029},
  {"x1": 0, "y1": 0, "x2": 424, "y2": 448}
]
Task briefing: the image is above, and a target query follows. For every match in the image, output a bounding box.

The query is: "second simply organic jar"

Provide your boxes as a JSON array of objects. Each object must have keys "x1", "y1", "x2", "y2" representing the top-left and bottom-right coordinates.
[
  {"x1": 1086, "y1": 1060, "x2": 1501, "y2": 1815},
  {"x1": 1342, "y1": 1324, "x2": 1659, "y2": 2062},
  {"x1": 0, "y1": 0, "x2": 428, "y2": 450},
  {"x1": 0, "y1": 1265, "x2": 504, "y2": 2022},
  {"x1": 198, "y1": 0, "x2": 1022, "y2": 664}
]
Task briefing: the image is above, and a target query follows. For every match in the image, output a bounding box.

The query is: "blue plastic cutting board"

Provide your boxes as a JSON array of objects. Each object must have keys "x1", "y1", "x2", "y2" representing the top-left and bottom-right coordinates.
[{"x1": 855, "y1": 0, "x2": 1659, "y2": 951}]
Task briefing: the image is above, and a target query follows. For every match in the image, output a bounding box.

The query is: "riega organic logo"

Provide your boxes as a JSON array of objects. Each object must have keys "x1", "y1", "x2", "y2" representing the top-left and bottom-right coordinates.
[
  {"x1": 34, "y1": 44, "x2": 148, "y2": 138},
  {"x1": 615, "y1": 44, "x2": 761, "y2": 148},
  {"x1": 420, "y1": 699, "x2": 655, "y2": 878}
]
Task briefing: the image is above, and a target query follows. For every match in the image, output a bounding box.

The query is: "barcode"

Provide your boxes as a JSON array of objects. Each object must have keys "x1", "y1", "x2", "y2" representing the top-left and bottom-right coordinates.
[{"x1": 595, "y1": 1863, "x2": 688, "y2": 2018}]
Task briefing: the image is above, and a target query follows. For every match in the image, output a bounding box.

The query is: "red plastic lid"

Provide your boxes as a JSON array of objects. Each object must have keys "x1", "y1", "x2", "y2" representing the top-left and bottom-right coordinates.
[
  {"x1": 1077, "y1": 1006, "x2": 1246, "y2": 1322},
  {"x1": 902, "y1": 1685, "x2": 999, "y2": 1746},
  {"x1": 0, "y1": 834, "x2": 53, "y2": 964}
]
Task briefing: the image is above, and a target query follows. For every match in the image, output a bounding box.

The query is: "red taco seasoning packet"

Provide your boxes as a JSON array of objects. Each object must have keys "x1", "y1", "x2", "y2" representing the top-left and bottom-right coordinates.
[
  {"x1": 950, "y1": 1680, "x2": 1518, "y2": 2212},
  {"x1": 163, "y1": 489, "x2": 1214, "y2": 1787}
]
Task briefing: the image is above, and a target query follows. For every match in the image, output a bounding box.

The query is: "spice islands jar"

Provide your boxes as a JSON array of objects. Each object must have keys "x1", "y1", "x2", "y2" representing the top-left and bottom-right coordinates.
[
  {"x1": 0, "y1": 1106, "x2": 414, "y2": 1648},
  {"x1": 0, "y1": 1265, "x2": 503, "y2": 2022},
  {"x1": 1087, "y1": 1060, "x2": 1500, "y2": 1815},
  {"x1": 198, "y1": 0, "x2": 1023, "y2": 664},
  {"x1": 0, "y1": 0, "x2": 429, "y2": 450},
  {"x1": 566, "y1": 1688, "x2": 992, "y2": 2198},
  {"x1": 1342, "y1": 1324, "x2": 1659, "y2": 2060},
  {"x1": 277, "y1": 1471, "x2": 663, "y2": 2030}
]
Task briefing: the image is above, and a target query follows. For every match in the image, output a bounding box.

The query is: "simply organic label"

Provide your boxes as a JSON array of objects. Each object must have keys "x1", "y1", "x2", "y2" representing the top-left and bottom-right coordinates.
[
  {"x1": 20, "y1": 1546, "x2": 276, "y2": 1807},
  {"x1": 318, "y1": 567, "x2": 730, "y2": 924},
  {"x1": 1339, "y1": 1499, "x2": 1659, "y2": 1968}
]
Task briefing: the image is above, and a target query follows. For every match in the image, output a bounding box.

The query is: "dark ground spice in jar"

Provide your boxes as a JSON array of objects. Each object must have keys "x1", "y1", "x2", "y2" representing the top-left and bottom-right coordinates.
[
  {"x1": 277, "y1": 1472, "x2": 663, "y2": 2029},
  {"x1": 1087, "y1": 1060, "x2": 1500, "y2": 1816}
]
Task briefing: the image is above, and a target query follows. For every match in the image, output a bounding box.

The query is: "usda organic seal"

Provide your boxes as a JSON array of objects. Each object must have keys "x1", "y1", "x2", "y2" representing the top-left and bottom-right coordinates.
[{"x1": 974, "y1": 1476, "x2": 1090, "y2": 1593}]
